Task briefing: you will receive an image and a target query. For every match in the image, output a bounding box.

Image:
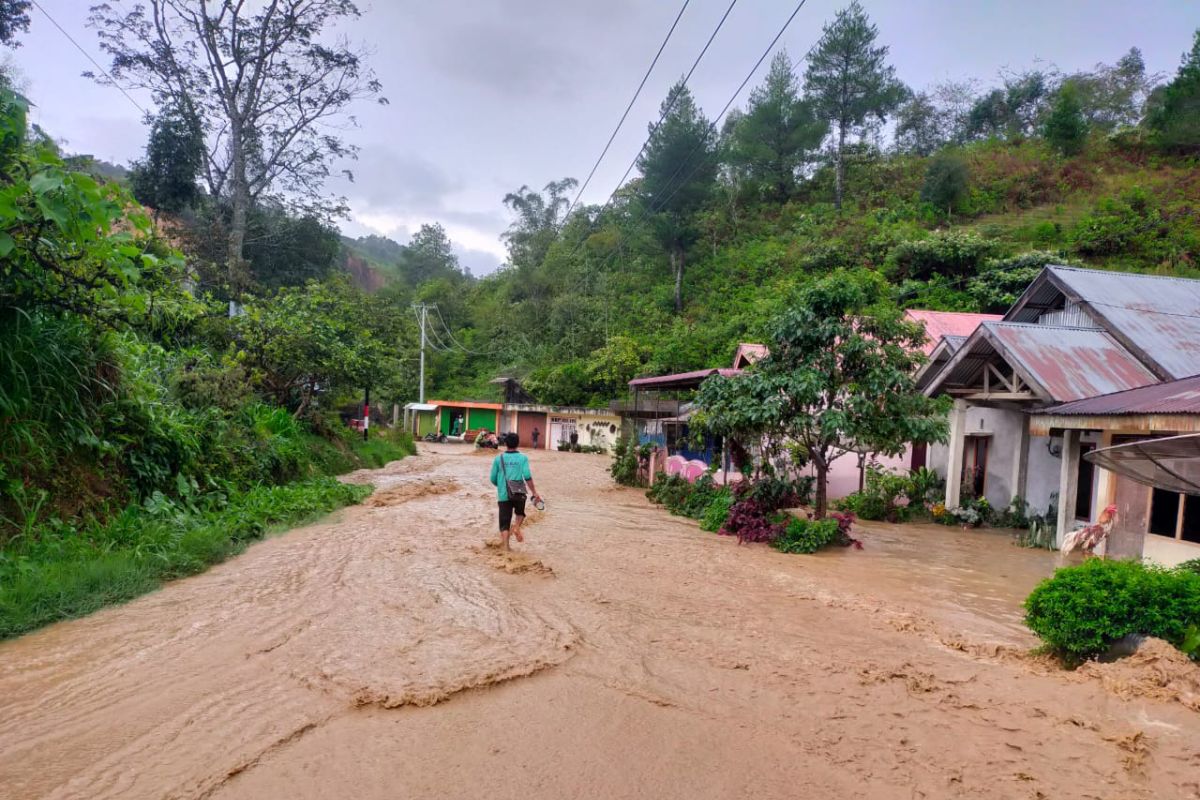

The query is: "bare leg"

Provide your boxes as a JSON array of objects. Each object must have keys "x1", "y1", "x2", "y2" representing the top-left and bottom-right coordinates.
[
  {"x1": 512, "y1": 515, "x2": 525, "y2": 543},
  {"x1": 501, "y1": 528, "x2": 511, "y2": 550}
]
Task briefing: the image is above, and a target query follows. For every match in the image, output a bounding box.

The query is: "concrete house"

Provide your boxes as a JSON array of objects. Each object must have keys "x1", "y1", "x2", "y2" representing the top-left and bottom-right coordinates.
[{"x1": 920, "y1": 266, "x2": 1200, "y2": 564}]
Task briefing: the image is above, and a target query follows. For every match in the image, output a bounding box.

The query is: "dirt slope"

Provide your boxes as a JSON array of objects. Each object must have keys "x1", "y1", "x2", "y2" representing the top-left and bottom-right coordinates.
[{"x1": 1, "y1": 446, "x2": 1197, "y2": 800}]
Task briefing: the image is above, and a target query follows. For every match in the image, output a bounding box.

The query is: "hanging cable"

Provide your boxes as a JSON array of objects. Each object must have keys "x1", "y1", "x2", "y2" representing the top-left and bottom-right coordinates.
[{"x1": 559, "y1": 0, "x2": 693, "y2": 226}]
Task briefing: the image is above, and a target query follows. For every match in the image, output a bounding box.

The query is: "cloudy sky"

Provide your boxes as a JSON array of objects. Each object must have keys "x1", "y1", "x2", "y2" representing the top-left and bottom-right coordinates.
[{"x1": 8, "y1": 1, "x2": 1198, "y2": 275}]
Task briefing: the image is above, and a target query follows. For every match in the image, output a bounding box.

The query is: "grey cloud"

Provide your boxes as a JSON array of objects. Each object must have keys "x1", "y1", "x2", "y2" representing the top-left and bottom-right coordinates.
[{"x1": 340, "y1": 145, "x2": 462, "y2": 211}]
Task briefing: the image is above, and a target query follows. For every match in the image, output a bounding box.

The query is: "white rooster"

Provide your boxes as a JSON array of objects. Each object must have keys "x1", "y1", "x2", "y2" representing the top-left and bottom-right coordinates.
[{"x1": 1060, "y1": 503, "x2": 1119, "y2": 556}]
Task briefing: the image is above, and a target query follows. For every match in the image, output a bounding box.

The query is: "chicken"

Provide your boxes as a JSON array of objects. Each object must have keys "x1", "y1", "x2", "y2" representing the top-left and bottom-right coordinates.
[{"x1": 1060, "y1": 504, "x2": 1118, "y2": 555}]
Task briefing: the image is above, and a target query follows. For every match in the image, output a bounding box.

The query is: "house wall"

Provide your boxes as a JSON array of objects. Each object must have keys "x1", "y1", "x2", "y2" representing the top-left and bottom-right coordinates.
[
  {"x1": 802, "y1": 449, "x2": 912, "y2": 501},
  {"x1": 1143, "y1": 534, "x2": 1200, "y2": 568},
  {"x1": 467, "y1": 408, "x2": 498, "y2": 431},
  {"x1": 928, "y1": 406, "x2": 1022, "y2": 509},
  {"x1": 1024, "y1": 435, "x2": 1061, "y2": 516},
  {"x1": 416, "y1": 411, "x2": 437, "y2": 437}
]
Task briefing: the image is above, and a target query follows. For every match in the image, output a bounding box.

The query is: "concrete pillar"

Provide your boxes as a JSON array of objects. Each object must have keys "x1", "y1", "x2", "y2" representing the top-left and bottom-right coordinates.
[
  {"x1": 944, "y1": 399, "x2": 969, "y2": 508},
  {"x1": 1010, "y1": 416, "x2": 1030, "y2": 508},
  {"x1": 1055, "y1": 429, "x2": 1081, "y2": 548}
]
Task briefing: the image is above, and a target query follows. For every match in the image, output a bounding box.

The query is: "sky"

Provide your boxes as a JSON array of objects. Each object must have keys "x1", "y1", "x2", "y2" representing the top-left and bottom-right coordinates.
[{"x1": 7, "y1": 1, "x2": 1199, "y2": 275}]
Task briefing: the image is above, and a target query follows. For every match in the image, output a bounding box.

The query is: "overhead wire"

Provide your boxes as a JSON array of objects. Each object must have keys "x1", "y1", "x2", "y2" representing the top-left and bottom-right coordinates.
[
  {"x1": 30, "y1": 0, "x2": 149, "y2": 116},
  {"x1": 562, "y1": 0, "x2": 815, "y2": 266},
  {"x1": 559, "y1": 0, "x2": 693, "y2": 226},
  {"x1": 569, "y1": 0, "x2": 739, "y2": 236}
]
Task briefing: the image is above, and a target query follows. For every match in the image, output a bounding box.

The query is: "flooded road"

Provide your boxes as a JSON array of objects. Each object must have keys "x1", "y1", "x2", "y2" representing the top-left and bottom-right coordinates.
[{"x1": 1, "y1": 445, "x2": 1198, "y2": 799}]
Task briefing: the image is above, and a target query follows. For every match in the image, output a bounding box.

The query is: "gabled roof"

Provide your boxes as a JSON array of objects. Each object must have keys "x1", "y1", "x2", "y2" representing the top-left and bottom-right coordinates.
[
  {"x1": 914, "y1": 335, "x2": 968, "y2": 391},
  {"x1": 732, "y1": 343, "x2": 769, "y2": 369},
  {"x1": 904, "y1": 310, "x2": 1002, "y2": 355},
  {"x1": 629, "y1": 368, "x2": 742, "y2": 391},
  {"x1": 1006, "y1": 266, "x2": 1200, "y2": 380},
  {"x1": 1041, "y1": 373, "x2": 1200, "y2": 416},
  {"x1": 925, "y1": 322, "x2": 1158, "y2": 403}
]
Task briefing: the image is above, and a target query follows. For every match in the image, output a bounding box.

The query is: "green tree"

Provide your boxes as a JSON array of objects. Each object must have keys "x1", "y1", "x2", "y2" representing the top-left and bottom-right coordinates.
[
  {"x1": 90, "y1": 1, "x2": 384, "y2": 297},
  {"x1": 964, "y1": 70, "x2": 1051, "y2": 140},
  {"x1": 893, "y1": 91, "x2": 943, "y2": 155},
  {"x1": 1147, "y1": 29, "x2": 1200, "y2": 153},
  {"x1": 920, "y1": 152, "x2": 970, "y2": 216},
  {"x1": 129, "y1": 105, "x2": 205, "y2": 215},
  {"x1": 0, "y1": 86, "x2": 188, "y2": 326},
  {"x1": 399, "y1": 223, "x2": 465, "y2": 286},
  {"x1": 803, "y1": 1, "x2": 905, "y2": 209},
  {"x1": 696, "y1": 271, "x2": 947, "y2": 516},
  {"x1": 0, "y1": 0, "x2": 30, "y2": 47},
  {"x1": 638, "y1": 81, "x2": 717, "y2": 312},
  {"x1": 586, "y1": 335, "x2": 647, "y2": 396},
  {"x1": 230, "y1": 277, "x2": 398, "y2": 418},
  {"x1": 1071, "y1": 48, "x2": 1155, "y2": 131},
  {"x1": 501, "y1": 178, "x2": 577, "y2": 271},
  {"x1": 1043, "y1": 81, "x2": 1089, "y2": 156},
  {"x1": 726, "y1": 50, "x2": 826, "y2": 200}
]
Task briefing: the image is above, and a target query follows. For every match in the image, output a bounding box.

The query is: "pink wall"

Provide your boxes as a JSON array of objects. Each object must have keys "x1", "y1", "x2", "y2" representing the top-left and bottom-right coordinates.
[{"x1": 802, "y1": 447, "x2": 913, "y2": 500}]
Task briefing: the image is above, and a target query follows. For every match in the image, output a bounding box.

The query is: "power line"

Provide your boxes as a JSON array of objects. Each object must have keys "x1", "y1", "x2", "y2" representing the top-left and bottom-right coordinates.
[
  {"x1": 31, "y1": 0, "x2": 149, "y2": 117},
  {"x1": 582, "y1": 0, "x2": 739, "y2": 230},
  {"x1": 564, "y1": 0, "x2": 813, "y2": 266},
  {"x1": 560, "y1": 0, "x2": 693, "y2": 225}
]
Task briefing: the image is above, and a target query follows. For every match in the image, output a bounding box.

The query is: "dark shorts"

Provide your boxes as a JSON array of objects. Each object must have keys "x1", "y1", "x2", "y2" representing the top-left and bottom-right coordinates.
[{"x1": 498, "y1": 496, "x2": 527, "y2": 530}]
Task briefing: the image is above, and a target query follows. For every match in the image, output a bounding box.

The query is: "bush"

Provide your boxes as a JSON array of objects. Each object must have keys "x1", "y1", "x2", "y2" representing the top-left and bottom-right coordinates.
[
  {"x1": 609, "y1": 432, "x2": 642, "y2": 486},
  {"x1": 1024, "y1": 559, "x2": 1200, "y2": 660},
  {"x1": 720, "y1": 498, "x2": 785, "y2": 544},
  {"x1": 700, "y1": 489, "x2": 734, "y2": 532},
  {"x1": 1179, "y1": 558, "x2": 1200, "y2": 576},
  {"x1": 773, "y1": 516, "x2": 841, "y2": 554},
  {"x1": 837, "y1": 465, "x2": 913, "y2": 522}
]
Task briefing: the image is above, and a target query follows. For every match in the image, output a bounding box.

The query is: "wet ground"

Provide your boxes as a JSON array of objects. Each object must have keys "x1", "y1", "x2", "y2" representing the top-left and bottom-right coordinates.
[{"x1": 1, "y1": 445, "x2": 1198, "y2": 799}]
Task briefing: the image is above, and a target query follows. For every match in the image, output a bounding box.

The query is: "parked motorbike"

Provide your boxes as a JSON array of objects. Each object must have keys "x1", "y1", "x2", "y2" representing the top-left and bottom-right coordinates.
[{"x1": 423, "y1": 432, "x2": 447, "y2": 443}]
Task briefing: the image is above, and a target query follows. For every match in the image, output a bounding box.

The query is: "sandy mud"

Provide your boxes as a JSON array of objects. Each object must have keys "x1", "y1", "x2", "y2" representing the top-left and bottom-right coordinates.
[{"x1": 1, "y1": 444, "x2": 1198, "y2": 799}]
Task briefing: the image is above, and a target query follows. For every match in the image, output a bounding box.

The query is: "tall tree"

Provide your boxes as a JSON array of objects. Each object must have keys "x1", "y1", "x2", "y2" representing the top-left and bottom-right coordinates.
[
  {"x1": 893, "y1": 91, "x2": 943, "y2": 155},
  {"x1": 803, "y1": 1, "x2": 905, "y2": 209},
  {"x1": 964, "y1": 70, "x2": 1052, "y2": 140},
  {"x1": 0, "y1": 0, "x2": 30, "y2": 47},
  {"x1": 399, "y1": 223, "x2": 464, "y2": 286},
  {"x1": 1147, "y1": 29, "x2": 1200, "y2": 153},
  {"x1": 695, "y1": 271, "x2": 947, "y2": 516},
  {"x1": 638, "y1": 81, "x2": 717, "y2": 312},
  {"x1": 89, "y1": 1, "x2": 384, "y2": 296},
  {"x1": 726, "y1": 50, "x2": 826, "y2": 200},
  {"x1": 1070, "y1": 48, "x2": 1156, "y2": 131},
  {"x1": 501, "y1": 178, "x2": 577, "y2": 270},
  {"x1": 1043, "y1": 81, "x2": 1089, "y2": 156},
  {"x1": 129, "y1": 105, "x2": 205, "y2": 215}
]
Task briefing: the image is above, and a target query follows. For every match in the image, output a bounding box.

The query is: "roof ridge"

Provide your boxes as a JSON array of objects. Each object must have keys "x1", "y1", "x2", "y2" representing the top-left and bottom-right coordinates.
[
  {"x1": 983, "y1": 321, "x2": 1105, "y2": 331},
  {"x1": 1051, "y1": 264, "x2": 1200, "y2": 285}
]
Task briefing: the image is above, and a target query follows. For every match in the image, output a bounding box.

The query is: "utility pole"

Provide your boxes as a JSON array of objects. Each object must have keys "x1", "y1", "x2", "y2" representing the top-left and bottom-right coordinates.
[{"x1": 415, "y1": 303, "x2": 428, "y2": 403}]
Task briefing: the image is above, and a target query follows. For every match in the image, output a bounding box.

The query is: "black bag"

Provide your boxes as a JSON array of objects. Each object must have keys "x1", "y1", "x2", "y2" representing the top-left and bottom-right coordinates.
[{"x1": 498, "y1": 454, "x2": 527, "y2": 500}]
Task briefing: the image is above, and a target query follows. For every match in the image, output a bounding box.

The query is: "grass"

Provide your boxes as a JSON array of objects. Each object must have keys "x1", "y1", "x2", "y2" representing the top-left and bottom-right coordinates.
[{"x1": 0, "y1": 477, "x2": 372, "y2": 640}]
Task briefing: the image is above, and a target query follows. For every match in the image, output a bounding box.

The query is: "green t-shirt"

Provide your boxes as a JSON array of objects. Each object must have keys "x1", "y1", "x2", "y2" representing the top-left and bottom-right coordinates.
[{"x1": 490, "y1": 451, "x2": 532, "y2": 501}]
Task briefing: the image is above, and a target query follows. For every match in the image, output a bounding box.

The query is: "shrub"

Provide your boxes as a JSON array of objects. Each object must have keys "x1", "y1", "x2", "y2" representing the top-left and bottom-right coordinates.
[
  {"x1": 733, "y1": 476, "x2": 803, "y2": 512},
  {"x1": 609, "y1": 432, "x2": 642, "y2": 487},
  {"x1": 700, "y1": 490, "x2": 734, "y2": 532},
  {"x1": 773, "y1": 516, "x2": 841, "y2": 554},
  {"x1": 646, "y1": 474, "x2": 692, "y2": 515},
  {"x1": 720, "y1": 498, "x2": 784, "y2": 544},
  {"x1": 1024, "y1": 559, "x2": 1200, "y2": 661},
  {"x1": 1178, "y1": 559, "x2": 1200, "y2": 576},
  {"x1": 886, "y1": 231, "x2": 999, "y2": 284},
  {"x1": 837, "y1": 465, "x2": 912, "y2": 522}
]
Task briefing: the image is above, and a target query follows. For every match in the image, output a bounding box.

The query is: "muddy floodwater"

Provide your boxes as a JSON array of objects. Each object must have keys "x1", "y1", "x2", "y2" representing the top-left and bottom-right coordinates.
[{"x1": 2, "y1": 445, "x2": 1199, "y2": 799}]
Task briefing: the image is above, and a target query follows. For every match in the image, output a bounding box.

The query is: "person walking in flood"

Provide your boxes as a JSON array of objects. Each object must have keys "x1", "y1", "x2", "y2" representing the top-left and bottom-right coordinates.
[
  {"x1": 531, "y1": 426, "x2": 540, "y2": 450},
  {"x1": 490, "y1": 432, "x2": 543, "y2": 549}
]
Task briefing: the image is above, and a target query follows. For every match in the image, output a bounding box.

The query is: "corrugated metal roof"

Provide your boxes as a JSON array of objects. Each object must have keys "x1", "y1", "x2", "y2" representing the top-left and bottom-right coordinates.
[
  {"x1": 629, "y1": 368, "x2": 741, "y2": 390},
  {"x1": 1008, "y1": 266, "x2": 1200, "y2": 380},
  {"x1": 926, "y1": 322, "x2": 1158, "y2": 403},
  {"x1": 942, "y1": 334, "x2": 968, "y2": 354},
  {"x1": 1042, "y1": 373, "x2": 1200, "y2": 416},
  {"x1": 732, "y1": 343, "x2": 769, "y2": 368},
  {"x1": 986, "y1": 323, "x2": 1158, "y2": 401},
  {"x1": 905, "y1": 309, "x2": 1002, "y2": 355}
]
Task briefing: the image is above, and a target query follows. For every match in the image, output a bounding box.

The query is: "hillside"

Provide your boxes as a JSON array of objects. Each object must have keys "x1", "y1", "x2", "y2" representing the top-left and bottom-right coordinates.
[{"x1": 406, "y1": 133, "x2": 1198, "y2": 405}]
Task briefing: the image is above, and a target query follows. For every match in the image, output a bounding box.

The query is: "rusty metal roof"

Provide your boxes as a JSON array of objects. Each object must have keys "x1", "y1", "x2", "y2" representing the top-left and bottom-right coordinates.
[
  {"x1": 1042, "y1": 373, "x2": 1200, "y2": 416},
  {"x1": 1007, "y1": 266, "x2": 1200, "y2": 380},
  {"x1": 925, "y1": 322, "x2": 1158, "y2": 403},
  {"x1": 904, "y1": 310, "x2": 1002, "y2": 355},
  {"x1": 629, "y1": 368, "x2": 741, "y2": 391}
]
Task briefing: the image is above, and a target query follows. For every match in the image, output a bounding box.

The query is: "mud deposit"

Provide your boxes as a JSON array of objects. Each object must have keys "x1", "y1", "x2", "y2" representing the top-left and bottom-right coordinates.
[{"x1": 2, "y1": 445, "x2": 1198, "y2": 799}]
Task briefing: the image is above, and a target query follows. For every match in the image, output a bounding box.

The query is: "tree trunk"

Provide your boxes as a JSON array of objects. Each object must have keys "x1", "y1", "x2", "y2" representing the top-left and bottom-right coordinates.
[
  {"x1": 834, "y1": 121, "x2": 847, "y2": 210},
  {"x1": 814, "y1": 459, "x2": 829, "y2": 518},
  {"x1": 673, "y1": 244, "x2": 684, "y2": 314},
  {"x1": 227, "y1": 122, "x2": 250, "y2": 304}
]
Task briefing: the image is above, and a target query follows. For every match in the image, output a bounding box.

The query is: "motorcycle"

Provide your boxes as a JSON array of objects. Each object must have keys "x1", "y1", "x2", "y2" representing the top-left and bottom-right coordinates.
[{"x1": 423, "y1": 432, "x2": 448, "y2": 443}]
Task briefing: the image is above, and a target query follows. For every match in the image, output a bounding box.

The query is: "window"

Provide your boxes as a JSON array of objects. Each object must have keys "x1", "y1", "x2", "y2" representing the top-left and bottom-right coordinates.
[
  {"x1": 1183, "y1": 496, "x2": 1200, "y2": 544},
  {"x1": 1149, "y1": 489, "x2": 1180, "y2": 537}
]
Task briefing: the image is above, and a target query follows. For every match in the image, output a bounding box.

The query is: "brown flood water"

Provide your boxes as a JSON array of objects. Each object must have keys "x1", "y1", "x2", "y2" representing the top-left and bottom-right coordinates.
[{"x1": 1, "y1": 445, "x2": 1198, "y2": 799}]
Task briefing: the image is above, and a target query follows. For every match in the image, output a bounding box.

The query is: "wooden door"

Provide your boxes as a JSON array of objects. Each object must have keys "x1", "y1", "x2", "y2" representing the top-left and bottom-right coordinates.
[{"x1": 516, "y1": 412, "x2": 547, "y2": 450}]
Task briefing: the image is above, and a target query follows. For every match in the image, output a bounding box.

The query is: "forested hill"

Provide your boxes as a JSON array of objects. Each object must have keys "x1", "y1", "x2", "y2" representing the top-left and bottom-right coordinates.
[{"x1": 364, "y1": 23, "x2": 1200, "y2": 408}]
